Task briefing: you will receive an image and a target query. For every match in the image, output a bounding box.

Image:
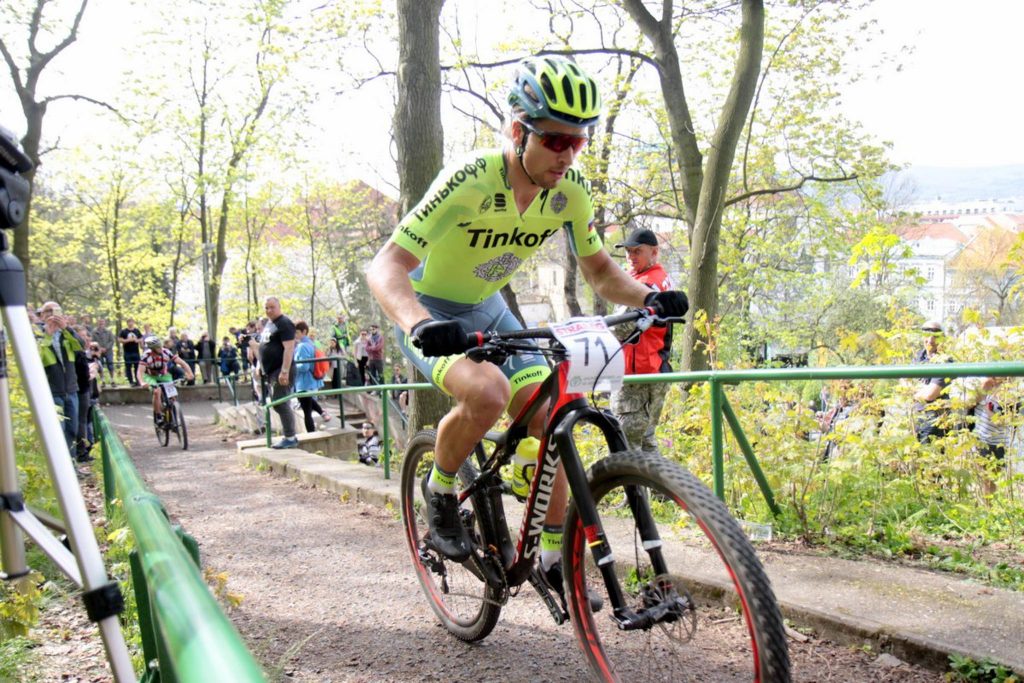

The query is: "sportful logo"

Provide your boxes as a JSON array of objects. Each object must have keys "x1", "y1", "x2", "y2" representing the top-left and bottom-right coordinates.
[
  {"x1": 414, "y1": 158, "x2": 488, "y2": 222},
  {"x1": 494, "y1": 193, "x2": 507, "y2": 212},
  {"x1": 521, "y1": 441, "x2": 561, "y2": 560},
  {"x1": 399, "y1": 224, "x2": 428, "y2": 249},
  {"x1": 467, "y1": 226, "x2": 559, "y2": 249}
]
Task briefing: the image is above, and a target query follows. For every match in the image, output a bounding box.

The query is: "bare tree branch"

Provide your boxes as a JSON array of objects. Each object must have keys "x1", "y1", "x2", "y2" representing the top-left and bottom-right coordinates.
[{"x1": 725, "y1": 173, "x2": 858, "y2": 207}]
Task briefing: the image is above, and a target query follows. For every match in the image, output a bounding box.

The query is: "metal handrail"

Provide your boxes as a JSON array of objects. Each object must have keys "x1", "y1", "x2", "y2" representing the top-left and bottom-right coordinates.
[
  {"x1": 630, "y1": 360, "x2": 1024, "y2": 514},
  {"x1": 264, "y1": 360, "x2": 1024, "y2": 510},
  {"x1": 263, "y1": 382, "x2": 430, "y2": 479},
  {"x1": 95, "y1": 411, "x2": 266, "y2": 682}
]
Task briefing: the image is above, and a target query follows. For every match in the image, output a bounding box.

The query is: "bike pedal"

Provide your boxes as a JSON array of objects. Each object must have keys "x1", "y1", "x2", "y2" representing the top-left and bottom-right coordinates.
[{"x1": 528, "y1": 569, "x2": 569, "y2": 625}]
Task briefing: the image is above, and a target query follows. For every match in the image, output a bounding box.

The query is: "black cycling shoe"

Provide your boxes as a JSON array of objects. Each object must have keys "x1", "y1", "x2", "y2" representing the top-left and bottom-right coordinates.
[
  {"x1": 420, "y1": 476, "x2": 472, "y2": 562},
  {"x1": 540, "y1": 561, "x2": 604, "y2": 613}
]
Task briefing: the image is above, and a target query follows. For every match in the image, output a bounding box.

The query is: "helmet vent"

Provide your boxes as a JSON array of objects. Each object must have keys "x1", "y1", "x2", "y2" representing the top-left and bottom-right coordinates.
[
  {"x1": 539, "y1": 73, "x2": 557, "y2": 103},
  {"x1": 561, "y1": 74, "x2": 575, "y2": 107},
  {"x1": 578, "y1": 83, "x2": 588, "y2": 113}
]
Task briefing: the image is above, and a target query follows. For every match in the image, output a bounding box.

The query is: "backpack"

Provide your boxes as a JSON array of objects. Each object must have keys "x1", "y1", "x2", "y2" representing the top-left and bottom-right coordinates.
[{"x1": 312, "y1": 346, "x2": 329, "y2": 379}]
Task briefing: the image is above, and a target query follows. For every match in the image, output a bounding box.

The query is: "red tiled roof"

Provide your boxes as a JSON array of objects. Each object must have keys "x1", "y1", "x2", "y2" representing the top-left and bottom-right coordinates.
[{"x1": 895, "y1": 222, "x2": 969, "y2": 243}]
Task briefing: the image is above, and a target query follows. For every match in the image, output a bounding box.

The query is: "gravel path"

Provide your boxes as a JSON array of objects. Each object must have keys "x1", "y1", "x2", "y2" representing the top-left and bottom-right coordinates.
[{"x1": 32, "y1": 404, "x2": 946, "y2": 682}]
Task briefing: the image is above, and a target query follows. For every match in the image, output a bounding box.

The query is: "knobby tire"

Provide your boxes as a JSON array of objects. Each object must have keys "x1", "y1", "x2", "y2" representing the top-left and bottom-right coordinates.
[
  {"x1": 563, "y1": 451, "x2": 790, "y2": 683},
  {"x1": 400, "y1": 430, "x2": 502, "y2": 642},
  {"x1": 173, "y1": 400, "x2": 188, "y2": 450}
]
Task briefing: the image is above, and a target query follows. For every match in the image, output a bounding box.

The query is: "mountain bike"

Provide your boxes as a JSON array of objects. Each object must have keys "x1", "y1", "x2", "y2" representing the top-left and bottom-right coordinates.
[
  {"x1": 153, "y1": 380, "x2": 188, "y2": 450},
  {"x1": 400, "y1": 308, "x2": 790, "y2": 682}
]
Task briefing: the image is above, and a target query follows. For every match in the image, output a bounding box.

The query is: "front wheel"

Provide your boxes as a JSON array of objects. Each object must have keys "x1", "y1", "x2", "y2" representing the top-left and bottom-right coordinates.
[
  {"x1": 563, "y1": 451, "x2": 790, "y2": 682},
  {"x1": 155, "y1": 405, "x2": 170, "y2": 447},
  {"x1": 400, "y1": 430, "x2": 502, "y2": 642},
  {"x1": 172, "y1": 400, "x2": 188, "y2": 450}
]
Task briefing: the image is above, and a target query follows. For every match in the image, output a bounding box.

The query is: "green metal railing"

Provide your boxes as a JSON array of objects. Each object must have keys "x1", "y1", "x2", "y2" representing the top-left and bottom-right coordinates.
[
  {"x1": 629, "y1": 360, "x2": 1024, "y2": 515},
  {"x1": 264, "y1": 382, "x2": 430, "y2": 479},
  {"x1": 265, "y1": 360, "x2": 1024, "y2": 514},
  {"x1": 95, "y1": 411, "x2": 265, "y2": 683}
]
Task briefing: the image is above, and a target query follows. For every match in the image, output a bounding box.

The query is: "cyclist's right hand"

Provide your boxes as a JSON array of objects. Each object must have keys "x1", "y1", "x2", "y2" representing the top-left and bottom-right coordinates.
[{"x1": 410, "y1": 319, "x2": 469, "y2": 357}]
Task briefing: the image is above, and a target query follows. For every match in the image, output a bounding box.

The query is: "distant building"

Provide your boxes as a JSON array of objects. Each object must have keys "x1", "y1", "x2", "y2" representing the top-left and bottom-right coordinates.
[{"x1": 895, "y1": 209, "x2": 1024, "y2": 325}]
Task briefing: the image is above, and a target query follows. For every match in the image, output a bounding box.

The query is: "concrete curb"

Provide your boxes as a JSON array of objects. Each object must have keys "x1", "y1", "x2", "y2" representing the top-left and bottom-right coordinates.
[{"x1": 237, "y1": 445, "x2": 1023, "y2": 675}]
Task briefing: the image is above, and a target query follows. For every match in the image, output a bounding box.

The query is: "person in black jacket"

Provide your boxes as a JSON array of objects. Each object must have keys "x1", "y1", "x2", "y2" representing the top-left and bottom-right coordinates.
[{"x1": 197, "y1": 332, "x2": 217, "y2": 383}]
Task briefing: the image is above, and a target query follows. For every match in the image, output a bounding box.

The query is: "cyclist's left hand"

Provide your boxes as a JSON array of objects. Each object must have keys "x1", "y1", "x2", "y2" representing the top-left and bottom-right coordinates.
[{"x1": 644, "y1": 290, "x2": 688, "y2": 318}]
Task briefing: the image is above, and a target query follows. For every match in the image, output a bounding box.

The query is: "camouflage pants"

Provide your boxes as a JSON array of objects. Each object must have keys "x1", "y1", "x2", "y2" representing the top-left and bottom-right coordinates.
[{"x1": 611, "y1": 381, "x2": 669, "y2": 453}]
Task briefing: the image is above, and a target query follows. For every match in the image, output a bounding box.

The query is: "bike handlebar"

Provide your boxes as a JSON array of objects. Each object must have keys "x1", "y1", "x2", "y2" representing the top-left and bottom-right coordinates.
[{"x1": 462, "y1": 307, "x2": 682, "y2": 350}]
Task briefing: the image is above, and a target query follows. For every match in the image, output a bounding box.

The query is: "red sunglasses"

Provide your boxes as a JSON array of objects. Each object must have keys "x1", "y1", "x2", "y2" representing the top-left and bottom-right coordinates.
[{"x1": 520, "y1": 120, "x2": 589, "y2": 154}]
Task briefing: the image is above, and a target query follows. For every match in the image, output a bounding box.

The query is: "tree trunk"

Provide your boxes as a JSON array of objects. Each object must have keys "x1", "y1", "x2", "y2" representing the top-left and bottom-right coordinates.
[
  {"x1": 623, "y1": 0, "x2": 764, "y2": 371},
  {"x1": 395, "y1": 0, "x2": 449, "y2": 432},
  {"x1": 500, "y1": 284, "x2": 525, "y2": 326},
  {"x1": 681, "y1": 0, "x2": 763, "y2": 371}
]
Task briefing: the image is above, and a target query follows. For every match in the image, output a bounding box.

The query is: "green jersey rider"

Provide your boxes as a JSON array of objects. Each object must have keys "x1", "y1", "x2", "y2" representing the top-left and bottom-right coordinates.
[
  {"x1": 137, "y1": 335, "x2": 194, "y2": 426},
  {"x1": 368, "y1": 55, "x2": 688, "y2": 605}
]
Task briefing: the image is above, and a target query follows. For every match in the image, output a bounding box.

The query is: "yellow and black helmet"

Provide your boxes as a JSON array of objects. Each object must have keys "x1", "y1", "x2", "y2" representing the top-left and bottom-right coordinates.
[{"x1": 508, "y1": 55, "x2": 602, "y2": 127}]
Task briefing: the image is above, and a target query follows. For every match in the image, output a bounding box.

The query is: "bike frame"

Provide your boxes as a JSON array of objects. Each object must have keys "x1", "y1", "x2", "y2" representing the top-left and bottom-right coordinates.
[{"x1": 458, "y1": 337, "x2": 669, "y2": 617}]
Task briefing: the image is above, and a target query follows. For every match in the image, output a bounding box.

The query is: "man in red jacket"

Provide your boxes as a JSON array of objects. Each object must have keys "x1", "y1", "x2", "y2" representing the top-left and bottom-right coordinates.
[{"x1": 612, "y1": 228, "x2": 674, "y2": 452}]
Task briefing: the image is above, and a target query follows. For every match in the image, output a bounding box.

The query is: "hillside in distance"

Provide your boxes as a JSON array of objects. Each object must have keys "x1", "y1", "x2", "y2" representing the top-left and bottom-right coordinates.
[{"x1": 895, "y1": 165, "x2": 1024, "y2": 204}]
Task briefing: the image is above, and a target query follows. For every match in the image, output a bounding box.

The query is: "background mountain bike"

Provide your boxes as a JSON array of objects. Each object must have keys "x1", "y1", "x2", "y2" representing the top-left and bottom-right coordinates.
[
  {"x1": 400, "y1": 308, "x2": 790, "y2": 682},
  {"x1": 154, "y1": 380, "x2": 188, "y2": 450}
]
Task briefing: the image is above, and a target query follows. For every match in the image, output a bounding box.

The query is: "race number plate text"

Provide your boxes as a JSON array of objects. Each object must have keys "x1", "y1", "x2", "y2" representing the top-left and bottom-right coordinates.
[{"x1": 551, "y1": 317, "x2": 625, "y2": 392}]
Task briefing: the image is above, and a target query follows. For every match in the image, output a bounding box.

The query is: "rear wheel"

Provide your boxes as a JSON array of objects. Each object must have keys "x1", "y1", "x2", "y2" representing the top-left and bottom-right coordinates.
[
  {"x1": 400, "y1": 430, "x2": 501, "y2": 642},
  {"x1": 563, "y1": 451, "x2": 790, "y2": 682}
]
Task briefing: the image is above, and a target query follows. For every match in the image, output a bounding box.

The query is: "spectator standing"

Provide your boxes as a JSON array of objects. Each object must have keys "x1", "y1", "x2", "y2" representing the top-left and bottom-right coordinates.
[
  {"x1": 392, "y1": 362, "x2": 409, "y2": 412},
  {"x1": 292, "y1": 321, "x2": 332, "y2": 433},
  {"x1": 83, "y1": 341, "x2": 102, "y2": 444},
  {"x1": 366, "y1": 323, "x2": 385, "y2": 384},
  {"x1": 610, "y1": 228, "x2": 675, "y2": 453},
  {"x1": 176, "y1": 332, "x2": 198, "y2": 385},
  {"x1": 72, "y1": 327, "x2": 95, "y2": 462},
  {"x1": 91, "y1": 318, "x2": 116, "y2": 386},
  {"x1": 119, "y1": 318, "x2": 143, "y2": 386},
  {"x1": 260, "y1": 297, "x2": 298, "y2": 449},
  {"x1": 219, "y1": 336, "x2": 240, "y2": 378},
  {"x1": 912, "y1": 320, "x2": 954, "y2": 442},
  {"x1": 354, "y1": 329, "x2": 369, "y2": 385},
  {"x1": 37, "y1": 302, "x2": 83, "y2": 453},
  {"x1": 331, "y1": 313, "x2": 353, "y2": 357},
  {"x1": 197, "y1": 332, "x2": 216, "y2": 383},
  {"x1": 327, "y1": 338, "x2": 344, "y2": 388}
]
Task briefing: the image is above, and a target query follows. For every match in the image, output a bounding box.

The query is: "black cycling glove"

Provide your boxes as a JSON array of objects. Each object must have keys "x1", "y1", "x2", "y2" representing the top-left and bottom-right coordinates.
[
  {"x1": 644, "y1": 290, "x2": 689, "y2": 318},
  {"x1": 410, "y1": 319, "x2": 469, "y2": 357}
]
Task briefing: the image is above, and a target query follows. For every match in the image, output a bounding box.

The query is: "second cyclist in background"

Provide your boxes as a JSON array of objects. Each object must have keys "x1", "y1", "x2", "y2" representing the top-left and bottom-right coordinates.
[{"x1": 138, "y1": 335, "x2": 194, "y2": 427}]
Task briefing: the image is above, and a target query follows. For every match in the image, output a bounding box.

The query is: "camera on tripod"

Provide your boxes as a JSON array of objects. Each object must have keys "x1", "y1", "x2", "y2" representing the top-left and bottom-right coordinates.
[{"x1": 0, "y1": 126, "x2": 33, "y2": 230}]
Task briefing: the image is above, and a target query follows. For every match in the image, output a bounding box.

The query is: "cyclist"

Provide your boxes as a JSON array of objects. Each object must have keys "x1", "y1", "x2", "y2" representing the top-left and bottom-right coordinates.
[
  {"x1": 137, "y1": 335, "x2": 194, "y2": 426},
  {"x1": 367, "y1": 55, "x2": 687, "y2": 602}
]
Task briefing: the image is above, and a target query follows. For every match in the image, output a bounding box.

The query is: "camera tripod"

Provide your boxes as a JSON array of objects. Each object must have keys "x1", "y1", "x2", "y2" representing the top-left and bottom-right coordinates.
[{"x1": 0, "y1": 239, "x2": 134, "y2": 677}]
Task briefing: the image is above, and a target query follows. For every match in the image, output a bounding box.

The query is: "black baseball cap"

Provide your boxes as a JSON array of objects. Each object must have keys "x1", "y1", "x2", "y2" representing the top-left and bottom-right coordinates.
[{"x1": 615, "y1": 228, "x2": 658, "y2": 248}]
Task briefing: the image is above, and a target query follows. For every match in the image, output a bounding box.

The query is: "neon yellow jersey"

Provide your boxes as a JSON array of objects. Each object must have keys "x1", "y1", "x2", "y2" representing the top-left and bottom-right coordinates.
[{"x1": 389, "y1": 149, "x2": 602, "y2": 304}]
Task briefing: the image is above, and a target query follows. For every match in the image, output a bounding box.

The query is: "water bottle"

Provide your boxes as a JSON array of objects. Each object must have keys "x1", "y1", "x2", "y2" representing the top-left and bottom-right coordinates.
[{"x1": 510, "y1": 437, "x2": 540, "y2": 500}]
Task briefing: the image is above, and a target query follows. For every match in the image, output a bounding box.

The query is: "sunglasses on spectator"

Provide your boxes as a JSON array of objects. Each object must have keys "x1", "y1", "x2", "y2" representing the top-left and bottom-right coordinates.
[{"x1": 520, "y1": 120, "x2": 589, "y2": 154}]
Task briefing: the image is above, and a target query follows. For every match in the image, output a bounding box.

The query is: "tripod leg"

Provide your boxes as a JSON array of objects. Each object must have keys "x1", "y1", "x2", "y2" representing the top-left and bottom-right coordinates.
[{"x1": 0, "y1": 304, "x2": 135, "y2": 682}]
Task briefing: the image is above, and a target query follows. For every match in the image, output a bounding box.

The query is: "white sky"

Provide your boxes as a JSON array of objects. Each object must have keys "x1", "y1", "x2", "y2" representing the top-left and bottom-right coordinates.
[
  {"x1": 841, "y1": 0, "x2": 1024, "y2": 168},
  {"x1": 3, "y1": 0, "x2": 1023, "y2": 175}
]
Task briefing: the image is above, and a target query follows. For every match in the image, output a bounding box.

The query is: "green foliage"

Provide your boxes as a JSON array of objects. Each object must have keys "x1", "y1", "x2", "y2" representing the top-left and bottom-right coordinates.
[
  {"x1": 947, "y1": 654, "x2": 1021, "y2": 683},
  {"x1": 575, "y1": 325, "x2": 1024, "y2": 589},
  {"x1": 0, "y1": 635, "x2": 37, "y2": 682}
]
